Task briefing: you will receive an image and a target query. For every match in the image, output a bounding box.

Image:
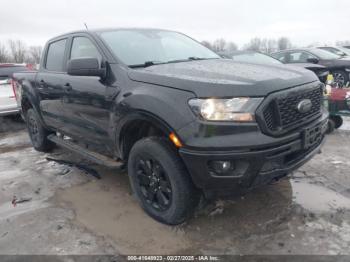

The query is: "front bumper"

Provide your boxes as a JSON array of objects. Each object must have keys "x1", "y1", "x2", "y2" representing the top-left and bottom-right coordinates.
[{"x1": 179, "y1": 115, "x2": 328, "y2": 198}]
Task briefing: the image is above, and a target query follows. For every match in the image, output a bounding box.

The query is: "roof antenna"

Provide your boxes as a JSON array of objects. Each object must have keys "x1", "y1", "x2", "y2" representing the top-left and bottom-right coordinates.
[{"x1": 84, "y1": 23, "x2": 89, "y2": 30}]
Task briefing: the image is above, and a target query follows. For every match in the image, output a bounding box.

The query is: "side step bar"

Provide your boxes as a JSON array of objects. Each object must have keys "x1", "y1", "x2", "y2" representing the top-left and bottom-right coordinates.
[{"x1": 47, "y1": 134, "x2": 122, "y2": 168}]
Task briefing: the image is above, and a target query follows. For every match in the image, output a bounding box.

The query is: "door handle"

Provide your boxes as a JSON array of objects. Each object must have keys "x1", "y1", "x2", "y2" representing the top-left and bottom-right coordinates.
[
  {"x1": 63, "y1": 83, "x2": 72, "y2": 91},
  {"x1": 38, "y1": 79, "x2": 47, "y2": 88}
]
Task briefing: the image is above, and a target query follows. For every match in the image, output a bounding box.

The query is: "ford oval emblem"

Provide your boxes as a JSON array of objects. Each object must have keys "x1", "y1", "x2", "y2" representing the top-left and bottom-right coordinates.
[{"x1": 297, "y1": 99, "x2": 312, "y2": 113}]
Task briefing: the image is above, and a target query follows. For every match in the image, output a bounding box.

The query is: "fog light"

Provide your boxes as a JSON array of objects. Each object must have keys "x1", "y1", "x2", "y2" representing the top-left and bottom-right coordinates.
[{"x1": 209, "y1": 160, "x2": 234, "y2": 175}]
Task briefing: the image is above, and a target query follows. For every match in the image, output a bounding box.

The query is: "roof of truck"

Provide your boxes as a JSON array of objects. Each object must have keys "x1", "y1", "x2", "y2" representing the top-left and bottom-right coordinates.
[{"x1": 48, "y1": 28, "x2": 177, "y2": 42}]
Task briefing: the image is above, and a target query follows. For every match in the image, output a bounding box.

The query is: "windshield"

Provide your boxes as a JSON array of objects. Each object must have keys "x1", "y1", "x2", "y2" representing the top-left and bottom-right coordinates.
[
  {"x1": 336, "y1": 47, "x2": 350, "y2": 55},
  {"x1": 231, "y1": 52, "x2": 282, "y2": 65},
  {"x1": 310, "y1": 48, "x2": 341, "y2": 60},
  {"x1": 99, "y1": 29, "x2": 220, "y2": 66}
]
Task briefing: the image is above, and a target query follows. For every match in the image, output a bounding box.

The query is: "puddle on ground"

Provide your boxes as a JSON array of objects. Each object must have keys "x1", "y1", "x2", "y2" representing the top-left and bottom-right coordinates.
[
  {"x1": 0, "y1": 144, "x2": 32, "y2": 154},
  {"x1": 56, "y1": 171, "x2": 190, "y2": 254},
  {"x1": 291, "y1": 180, "x2": 350, "y2": 213},
  {"x1": 56, "y1": 170, "x2": 295, "y2": 254}
]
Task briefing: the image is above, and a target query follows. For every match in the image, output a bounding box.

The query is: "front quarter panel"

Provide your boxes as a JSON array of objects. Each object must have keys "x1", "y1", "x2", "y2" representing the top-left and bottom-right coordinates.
[{"x1": 115, "y1": 81, "x2": 197, "y2": 142}]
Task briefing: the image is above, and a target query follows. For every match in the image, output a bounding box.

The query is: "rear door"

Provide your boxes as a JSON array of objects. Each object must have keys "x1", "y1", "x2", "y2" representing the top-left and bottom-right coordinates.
[
  {"x1": 37, "y1": 38, "x2": 69, "y2": 129},
  {"x1": 61, "y1": 34, "x2": 111, "y2": 145}
]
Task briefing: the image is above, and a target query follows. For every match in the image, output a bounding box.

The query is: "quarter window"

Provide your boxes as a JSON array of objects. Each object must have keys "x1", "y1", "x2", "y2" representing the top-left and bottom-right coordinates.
[{"x1": 45, "y1": 39, "x2": 67, "y2": 71}]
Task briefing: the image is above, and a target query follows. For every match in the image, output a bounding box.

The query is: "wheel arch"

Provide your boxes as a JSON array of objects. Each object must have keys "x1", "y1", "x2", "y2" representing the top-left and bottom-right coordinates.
[
  {"x1": 116, "y1": 111, "x2": 176, "y2": 161},
  {"x1": 20, "y1": 91, "x2": 42, "y2": 119}
]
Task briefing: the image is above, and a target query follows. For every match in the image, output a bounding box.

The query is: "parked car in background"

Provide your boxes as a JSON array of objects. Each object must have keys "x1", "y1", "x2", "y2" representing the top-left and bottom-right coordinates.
[
  {"x1": 0, "y1": 64, "x2": 29, "y2": 116},
  {"x1": 271, "y1": 48, "x2": 350, "y2": 87},
  {"x1": 317, "y1": 46, "x2": 350, "y2": 57},
  {"x1": 220, "y1": 51, "x2": 329, "y2": 83}
]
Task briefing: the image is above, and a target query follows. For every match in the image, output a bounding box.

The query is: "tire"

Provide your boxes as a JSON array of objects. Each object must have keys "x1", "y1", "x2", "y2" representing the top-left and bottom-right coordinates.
[
  {"x1": 332, "y1": 70, "x2": 349, "y2": 87},
  {"x1": 330, "y1": 115, "x2": 343, "y2": 129},
  {"x1": 326, "y1": 118, "x2": 335, "y2": 134},
  {"x1": 26, "y1": 108, "x2": 54, "y2": 152},
  {"x1": 127, "y1": 137, "x2": 200, "y2": 225}
]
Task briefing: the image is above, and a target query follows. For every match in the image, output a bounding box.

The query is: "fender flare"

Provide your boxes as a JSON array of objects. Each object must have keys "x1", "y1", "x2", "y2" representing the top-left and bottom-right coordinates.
[
  {"x1": 115, "y1": 110, "x2": 174, "y2": 159},
  {"x1": 20, "y1": 89, "x2": 47, "y2": 127}
]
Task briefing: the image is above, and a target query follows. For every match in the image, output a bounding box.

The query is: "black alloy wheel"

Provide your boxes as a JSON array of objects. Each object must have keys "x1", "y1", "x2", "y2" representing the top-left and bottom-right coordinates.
[
  {"x1": 136, "y1": 157, "x2": 172, "y2": 211},
  {"x1": 128, "y1": 137, "x2": 200, "y2": 225}
]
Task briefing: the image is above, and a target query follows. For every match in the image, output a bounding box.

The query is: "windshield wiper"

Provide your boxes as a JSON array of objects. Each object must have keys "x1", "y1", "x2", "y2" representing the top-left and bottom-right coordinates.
[
  {"x1": 167, "y1": 57, "x2": 219, "y2": 63},
  {"x1": 129, "y1": 61, "x2": 166, "y2": 68},
  {"x1": 129, "y1": 57, "x2": 219, "y2": 68},
  {"x1": 188, "y1": 56, "x2": 209, "y2": 60}
]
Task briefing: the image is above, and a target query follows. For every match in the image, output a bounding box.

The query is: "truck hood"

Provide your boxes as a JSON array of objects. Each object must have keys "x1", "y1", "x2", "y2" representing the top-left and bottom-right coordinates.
[{"x1": 127, "y1": 59, "x2": 318, "y2": 97}]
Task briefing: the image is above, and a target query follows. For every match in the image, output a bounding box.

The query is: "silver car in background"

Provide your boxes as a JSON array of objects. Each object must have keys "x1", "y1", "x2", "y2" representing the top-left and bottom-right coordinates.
[{"x1": 0, "y1": 64, "x2": 29, "y2": 116}]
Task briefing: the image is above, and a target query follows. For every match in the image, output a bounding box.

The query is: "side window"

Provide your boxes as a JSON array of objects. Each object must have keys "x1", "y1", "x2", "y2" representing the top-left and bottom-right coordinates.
[
  {"x1": 70, "y1": 37, "x2": 101, "y2": 61},
  {"x1": 272, "y1": 52, "x2": 287, "y2": 63},
  {"x1": 45, "y1": 39, "x2": 67, "y2": 71},
  {"x1": 289, "y1": 51, "x2": 316, "y2": 63}
]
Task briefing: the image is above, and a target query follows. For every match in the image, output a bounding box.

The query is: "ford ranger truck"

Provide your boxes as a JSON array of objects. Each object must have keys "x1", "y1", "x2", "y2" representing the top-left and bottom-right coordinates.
[{"x1": 13, "y1": 29, "x2": 328, "y2": 225}]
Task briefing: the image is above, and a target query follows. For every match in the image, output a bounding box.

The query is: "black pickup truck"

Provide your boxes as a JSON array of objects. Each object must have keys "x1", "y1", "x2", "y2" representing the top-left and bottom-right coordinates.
[{"x1": 13, "y1": 28, "x2": 328, "y2": 225}]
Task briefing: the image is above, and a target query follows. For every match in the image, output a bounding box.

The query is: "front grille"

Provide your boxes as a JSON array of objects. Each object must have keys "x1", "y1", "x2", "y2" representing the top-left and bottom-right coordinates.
[{"x1": 260, "y1": 85, "x2": 323, "y2": 134}]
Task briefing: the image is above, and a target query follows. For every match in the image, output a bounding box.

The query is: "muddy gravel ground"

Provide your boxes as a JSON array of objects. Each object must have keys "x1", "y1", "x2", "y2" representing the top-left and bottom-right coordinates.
[{"x1": 0, "y1": 116, "x2": 350, "y2": 256}]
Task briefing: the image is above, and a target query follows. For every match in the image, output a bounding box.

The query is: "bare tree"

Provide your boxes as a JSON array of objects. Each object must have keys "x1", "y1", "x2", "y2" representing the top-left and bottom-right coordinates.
[
  {"x1": 259, "y1": 39, "x2": 268, "y2": 53},
  {"x1": 201, "y1": 40, "x2": 213, "y2": 50},
  {"x1": 244, "y1": 37, "x2": 262, "y2": 52},
  {"x1": 277, "y1": 37, "x2": 291, "y2": 51},
  {"x1": 226, "y1": 41, "x2": 238, "y2": 52},
  {"x1": 213, "y1": 38, "x2": 227, "y2": 52},
  {"x1": 8, "y1": 39, "x2": 27, "y2": 63},
  {"x1": 28, "y1": 46, "x2": 43, "y2": 64},
  {"x1": 335, "y1": 40, "x2": 350, "y2": 46},
  {"x1": 0, "y1": 42, "x2": 9, "y2": 63},
  {"x1": 202, "y1": 39, "x2": 238, "y2": 53},
  {"x1": 266, "y1": 39, "x2": 277, "y2": 53}
]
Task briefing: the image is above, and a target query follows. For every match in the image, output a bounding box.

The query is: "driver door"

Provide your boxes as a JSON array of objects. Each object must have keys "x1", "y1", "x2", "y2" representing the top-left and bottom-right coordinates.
[{"x1": 61, "y1": 35, "x2": 111, "y2": 145}]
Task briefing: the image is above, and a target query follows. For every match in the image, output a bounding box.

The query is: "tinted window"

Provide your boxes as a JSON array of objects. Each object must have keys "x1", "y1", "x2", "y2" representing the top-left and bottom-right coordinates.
[
  {"x1": 70, "y1": 37, "x2": 101, "y2": 60},
  {"x1": 310, "y1": 48, "x2": 341, "y2": 59},
  {"x1": 0, "y1": 66, "x2": 28, "y2": 79},
  {"x1": 45, "y1": 39, "x2": 67, "y2": 71},
  {"x1": 272, "y1": 52, "x2": 287, "y2": 63},
  {"x1": 319, "y1": 47, "x2": 345, "y2": 56},
  {"x1": 336, "y1": 46, "x2": 350, "y2": 55},
  {"x1": 289, "y1": 51, "x2": 316, "y2": 63}
]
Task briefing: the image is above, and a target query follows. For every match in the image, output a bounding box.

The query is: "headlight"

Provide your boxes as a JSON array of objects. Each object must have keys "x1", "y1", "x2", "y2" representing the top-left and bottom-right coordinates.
[{"x1": 188, "y1": 97, "x2": 263, "y2": 122}]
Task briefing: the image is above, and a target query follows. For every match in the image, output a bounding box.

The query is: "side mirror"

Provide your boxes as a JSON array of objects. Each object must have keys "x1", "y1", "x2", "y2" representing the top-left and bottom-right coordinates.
[
  {"x1": 67, "y1": 58, "x2": 106, "y2": 78},
  {"x1": 306, "y1": 57, "x2": 319, "y2": 64}
]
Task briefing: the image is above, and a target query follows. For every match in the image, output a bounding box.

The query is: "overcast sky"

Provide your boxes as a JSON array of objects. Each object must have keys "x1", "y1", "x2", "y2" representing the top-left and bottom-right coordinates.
[{"x1": 1, "y1": 0, "x2": 349, "y2": 48}]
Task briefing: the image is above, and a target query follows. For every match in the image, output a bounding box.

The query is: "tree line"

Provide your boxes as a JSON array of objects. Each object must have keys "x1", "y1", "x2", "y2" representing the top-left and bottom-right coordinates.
[
  {"x1": 202, "y1": 37, "x2": 350, "y2": 54},
  {"x1": 201, "y1": 37, "x2": 292, "y2": 53},
  {"x1": 0, "y1": 40, "x2": 42, "y2": 64}
]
